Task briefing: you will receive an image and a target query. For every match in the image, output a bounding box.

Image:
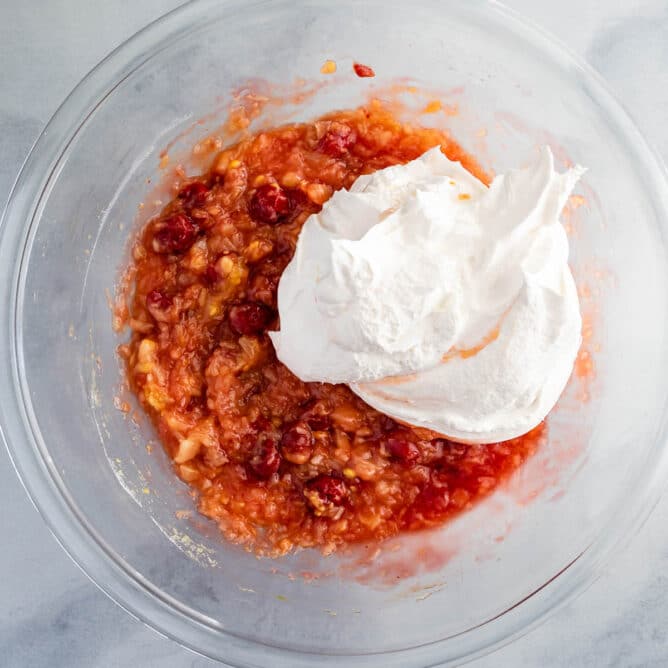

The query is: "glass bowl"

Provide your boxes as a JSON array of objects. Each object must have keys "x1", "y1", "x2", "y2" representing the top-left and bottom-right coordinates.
[{"x1": 2, "y1": 1, "x2": 668, "y2": 666}]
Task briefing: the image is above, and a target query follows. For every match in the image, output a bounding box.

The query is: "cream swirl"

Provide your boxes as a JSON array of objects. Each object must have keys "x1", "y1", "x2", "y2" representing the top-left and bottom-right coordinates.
[{"x1": 269, "y1": 146, "x2": 583, "y2": 443}]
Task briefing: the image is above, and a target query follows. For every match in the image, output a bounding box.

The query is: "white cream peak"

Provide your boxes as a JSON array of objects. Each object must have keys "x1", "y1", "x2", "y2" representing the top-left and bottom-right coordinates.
[{"x1": 269, "y1": 146, "x2": 584, "y2": 443}]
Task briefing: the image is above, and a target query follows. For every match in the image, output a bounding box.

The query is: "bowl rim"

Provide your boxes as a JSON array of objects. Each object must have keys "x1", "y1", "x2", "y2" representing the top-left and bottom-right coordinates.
[{"x1": 3, "y1": 0, "x2": 668, "y2": 665}]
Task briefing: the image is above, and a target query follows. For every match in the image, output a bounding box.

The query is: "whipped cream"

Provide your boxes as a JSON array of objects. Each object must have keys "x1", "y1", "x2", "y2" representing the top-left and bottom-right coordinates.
[{"x1": 269, "y1": 146, "x2": 584, "y2": 443}]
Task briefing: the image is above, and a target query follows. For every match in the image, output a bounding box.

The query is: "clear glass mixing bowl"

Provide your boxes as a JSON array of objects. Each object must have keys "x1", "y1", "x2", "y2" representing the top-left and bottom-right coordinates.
[{"x1": 3, "y1": 1, "x2": 668, "y2": 665}]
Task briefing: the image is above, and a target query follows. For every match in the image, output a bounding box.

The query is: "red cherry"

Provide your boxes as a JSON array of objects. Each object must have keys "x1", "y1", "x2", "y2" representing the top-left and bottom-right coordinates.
[
  {"x1": 353, "y1": 63, "x2": 375, "y2": 78},
  {"x1": 280, "y1": 421, "x2": 314, "y2": 465},
  {"x1": 317, "y1": 125, "x2": 357, "y2": 157},
  {"x1": 152, "y1": 213, "x2": 198, "y2": 254},
  {"x1": 248, "y1": 184, "x2": 291, "y2": 224},
  {"x1": 228, "y1": 303, "x2": 273, "y2": 335},
  {"x1": 178, "y1": 181, "x2": 209, "y2": 207},
  {"x1": 249, "y1": 438, "x2": 281, "y2": 479},
  {"x1": 305, "y1": 474, "x2": 347, "y2": 506},
  {"x1": 386, "y1": 437, "x2": 420, "y2": 464}
]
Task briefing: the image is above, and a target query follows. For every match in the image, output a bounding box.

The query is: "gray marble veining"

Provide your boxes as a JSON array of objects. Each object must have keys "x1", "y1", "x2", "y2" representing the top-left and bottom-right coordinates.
[{"x1": 2, "y1": 1, "x2": 668, "y2": 666}]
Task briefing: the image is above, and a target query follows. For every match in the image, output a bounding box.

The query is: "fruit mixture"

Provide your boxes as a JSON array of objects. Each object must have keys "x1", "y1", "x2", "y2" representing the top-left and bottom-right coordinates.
[{"x1": 119, "y1": 102, "x2": 543, "y2": 555}]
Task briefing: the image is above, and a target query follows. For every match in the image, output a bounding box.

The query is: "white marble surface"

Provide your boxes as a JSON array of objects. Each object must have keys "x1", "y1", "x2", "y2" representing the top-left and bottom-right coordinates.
[{"x1": 2, "y1": 1, "x2": 668, "y2": 666}]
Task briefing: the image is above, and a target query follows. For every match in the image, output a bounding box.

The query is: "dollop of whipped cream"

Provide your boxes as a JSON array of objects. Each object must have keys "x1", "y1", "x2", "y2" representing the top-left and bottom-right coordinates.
[{"x1": 269, "y1": 146, "x2": 584, "y2": 443}]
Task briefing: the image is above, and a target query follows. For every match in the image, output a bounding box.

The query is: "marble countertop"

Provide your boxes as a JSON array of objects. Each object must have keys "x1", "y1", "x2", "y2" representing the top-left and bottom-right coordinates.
[{"x1": 2, "y1": 1, "x2": 668, "y2": 666}]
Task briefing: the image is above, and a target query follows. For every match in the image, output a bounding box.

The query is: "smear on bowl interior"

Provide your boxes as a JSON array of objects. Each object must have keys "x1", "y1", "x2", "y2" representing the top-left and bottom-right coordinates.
[{"x1": 116, "y1": 77, "x2": 585, "y2": 557}]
